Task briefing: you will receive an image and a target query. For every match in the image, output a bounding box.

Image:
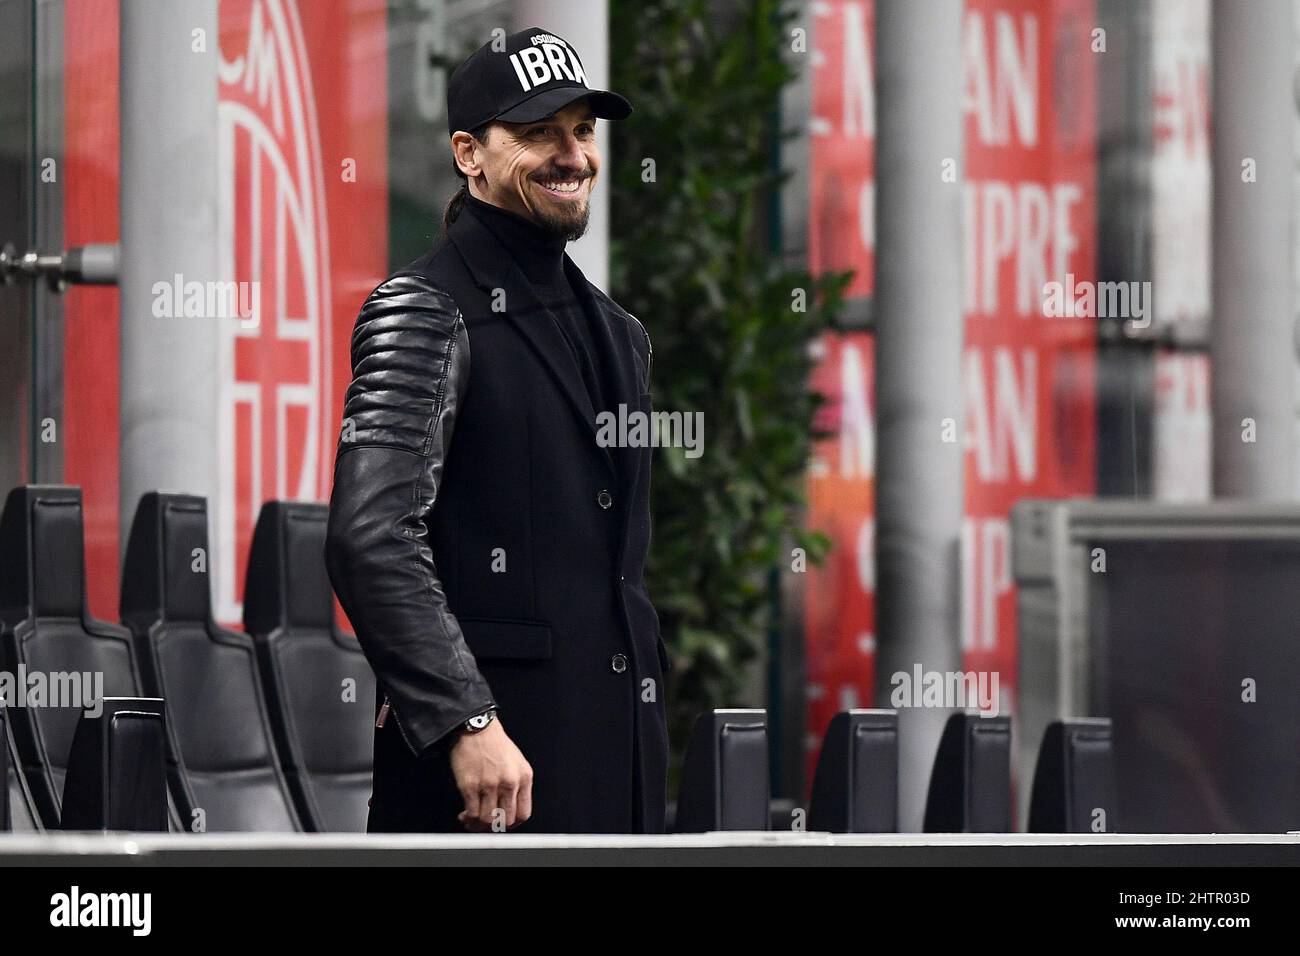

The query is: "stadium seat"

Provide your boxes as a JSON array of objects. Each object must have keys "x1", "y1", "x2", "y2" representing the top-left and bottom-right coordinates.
[
  {"x1": 768, "y1": 796, "x2": 805, "y2": 831},
  {"x1": 1028, "y1": 718, "x2": 1118, "y2": 833},
  {"x1": 1, "y1": 702, "x2": 7, "y2": 829},
  {"x1": 810, "y1": 709, "x2": 899, "y2": 832},
  {"x1": 60, "y1": 697, "x2": 168, "y2": 831},
  {"x1": 243, "y1": 500, "x2": 373, "y2": 832},
  {"x1": 2, "y1": 702, "x2": 42, "y2": 832},
  {"x1": 120, "y1": 492, "x2": 302, "y2": 832},
  {"x1": 674, "y1": 709, "x2": 769, "y2": 832},
  {"x1": 0, "y1": 485, "x2": 145, "y2": 829},
  {"x1": 923, "y1": 712, "x2": 1012, "y2": 832}
]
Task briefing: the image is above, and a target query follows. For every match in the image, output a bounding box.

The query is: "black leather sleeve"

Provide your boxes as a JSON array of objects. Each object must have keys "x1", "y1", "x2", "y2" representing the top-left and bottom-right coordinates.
[{"x1": 324, "y1": 273, "x2": 496, "y2": 758}]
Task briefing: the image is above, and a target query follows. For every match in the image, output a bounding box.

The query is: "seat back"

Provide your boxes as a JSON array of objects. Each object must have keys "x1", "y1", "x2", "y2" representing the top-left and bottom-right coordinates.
[
  {"x1": 60, "y1": 697, "x2": 168, "y2": 831},
  {"x1": 0, "y1": 486, "x2": 143, "y2": 827},
  {"x1": 1, "y1": 701, "x2": 7, "y2": 829},
  {"x1": 1029, "y1": 718, "x2": 1117, "y2": 833},
  {"x1": 2, "y1": 702, "x2": 42, "y2": 832},
  {"x1": 924, "y1": 712, "x2": 1013, "y2": 832},
  {"x1": 674, "y1": 709, "x2": 769, "y2": 832},
  {"x1": 810, "y1": 709, "x2": 899, "y2": 832},
  {"x1": 121, "y1": 492, "x2": 301, "y2": 832},
  {"x1": 243, "y1": 501, "x2": 373, "y2": 832}
]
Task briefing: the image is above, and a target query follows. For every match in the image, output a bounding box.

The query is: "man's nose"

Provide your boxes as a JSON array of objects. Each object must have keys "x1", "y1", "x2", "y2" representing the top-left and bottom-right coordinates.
[{"x1": 551, "y1": 133, "x2": 587, "y2": 171}]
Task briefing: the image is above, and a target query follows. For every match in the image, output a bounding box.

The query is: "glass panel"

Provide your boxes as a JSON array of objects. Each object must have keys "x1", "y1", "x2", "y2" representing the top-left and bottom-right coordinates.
[
  {"x1": 0, "y1": 0, "x2": 33, "y2": 489},
  {"x1": 387, "y1": 0, "x2": 517, "y2": 268},
  {"x1": 31, "y1": 0, "x2": 65, "y2": 484}
]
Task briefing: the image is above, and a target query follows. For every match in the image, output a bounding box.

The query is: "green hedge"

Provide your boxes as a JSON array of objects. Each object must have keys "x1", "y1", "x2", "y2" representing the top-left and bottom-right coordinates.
[{"x1": 610, "y1": 0, "x2": 851, "y2": 784}]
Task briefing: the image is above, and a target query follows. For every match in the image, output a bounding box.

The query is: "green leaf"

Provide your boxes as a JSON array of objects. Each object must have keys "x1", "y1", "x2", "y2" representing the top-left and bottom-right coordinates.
[{"x1": 612, "y1": 0, "x2": 850, "y2": 780}]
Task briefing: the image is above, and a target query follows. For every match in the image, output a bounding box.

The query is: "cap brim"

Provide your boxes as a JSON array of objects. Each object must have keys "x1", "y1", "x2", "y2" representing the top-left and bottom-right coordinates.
[{"x1": 495, "y1": 86, "x2": 632, "y2": 125}]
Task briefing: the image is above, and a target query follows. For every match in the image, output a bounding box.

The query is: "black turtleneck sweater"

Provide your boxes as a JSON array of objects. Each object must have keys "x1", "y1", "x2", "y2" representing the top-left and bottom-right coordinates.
[{"x1": 463, "y1": 193, "x2": 608, "y2": 415}]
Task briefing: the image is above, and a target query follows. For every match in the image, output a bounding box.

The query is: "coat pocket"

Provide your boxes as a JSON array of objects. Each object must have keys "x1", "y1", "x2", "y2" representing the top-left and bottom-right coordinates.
[{"x1": 457, "y1": 617, "x2": 553, "y2": 661}]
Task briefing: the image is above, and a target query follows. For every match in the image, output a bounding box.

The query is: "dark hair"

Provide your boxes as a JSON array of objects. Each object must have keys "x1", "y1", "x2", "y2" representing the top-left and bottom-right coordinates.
[{"x1": 442, "y1": 121, "x2": 492, "y2": 233}]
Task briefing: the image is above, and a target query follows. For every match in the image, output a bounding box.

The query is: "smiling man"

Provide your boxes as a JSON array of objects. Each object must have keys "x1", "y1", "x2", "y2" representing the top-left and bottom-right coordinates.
[{"x1": 325, "y1": 27, "x2": 670, "y2": 834}]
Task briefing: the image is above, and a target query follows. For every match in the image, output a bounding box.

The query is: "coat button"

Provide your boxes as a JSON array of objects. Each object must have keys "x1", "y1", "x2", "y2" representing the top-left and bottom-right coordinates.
[
  {"x1": 597, "y1": 489, "x2": 613, "y2": 509},
  {"x1": 610, "y1": 653, "x2": 628, "y2": 673}
]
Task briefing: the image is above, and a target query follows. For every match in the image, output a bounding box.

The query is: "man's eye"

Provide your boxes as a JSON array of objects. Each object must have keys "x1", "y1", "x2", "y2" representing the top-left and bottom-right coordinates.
[{"x1": 577, "y1": 125, "x2": 595, "y2": 136}]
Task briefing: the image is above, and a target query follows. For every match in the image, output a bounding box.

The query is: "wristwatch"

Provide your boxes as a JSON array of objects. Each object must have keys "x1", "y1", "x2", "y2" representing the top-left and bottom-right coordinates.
[
  {"x1": 461, "y1": 707, "x2": 498, "y2": 734},
  {"x1": 421, "y1": 707, "x2": 499, "y2": 760}
]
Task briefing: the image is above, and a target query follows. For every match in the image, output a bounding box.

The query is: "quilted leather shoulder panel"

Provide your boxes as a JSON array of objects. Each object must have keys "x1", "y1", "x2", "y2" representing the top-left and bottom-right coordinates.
[{"x1": 339, "y1": 274, "x2": 468, "y2": 456}]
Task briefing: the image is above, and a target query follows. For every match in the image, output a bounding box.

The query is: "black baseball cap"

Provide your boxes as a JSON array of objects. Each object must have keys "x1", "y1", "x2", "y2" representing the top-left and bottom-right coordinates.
[{"x1": 446, "y1": 26, "x2": 632, "y2": 138}]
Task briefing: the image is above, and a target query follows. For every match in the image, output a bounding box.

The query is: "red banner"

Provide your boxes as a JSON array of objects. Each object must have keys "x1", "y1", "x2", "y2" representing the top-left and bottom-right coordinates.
[
  {"x1": 809, "y1": 0, "x2": 875, "y2": 299},
  {"x1": 63, "y1": 0, "x2": 121, "y2": 624}
]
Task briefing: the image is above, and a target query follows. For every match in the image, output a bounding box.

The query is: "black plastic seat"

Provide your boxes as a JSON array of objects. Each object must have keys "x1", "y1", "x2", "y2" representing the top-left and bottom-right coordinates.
[
  {"x1": 3, "y1": 701, "x2": 43, "y2": 832},
  {"x1": 1029, "y1": 718, "x2": 1117, "y2": 833},
  {"x1": 121, "y1": 492, "x2": 302, "y2": 832},
  {"x1": 60, "y1": 697, "x2": 168, "y2": 831},
  {"x1": 768, "y1": 796, "x2": 804, "y2": 831},
  {"x1": 0, "y1": 485, "x2": 145, "y2": 828},
  {"x1": 2, "y1": 701, "x2": 43, "y2": 831},
  {"x1": 1, "y1": 702, "x2": 8, "y2": 829},
  {"x1": 243, "y1": 501, "x2": 373, "y2": 832},
  {"x1": 810, "y1": 709, "x2": 899, "y2": 832},
  {"x1": 923, "y1": 712, "x2": 1012, "y2": 832},
  {"x1": 674, "y1": 709, "x2": 769, "y2": 832}
]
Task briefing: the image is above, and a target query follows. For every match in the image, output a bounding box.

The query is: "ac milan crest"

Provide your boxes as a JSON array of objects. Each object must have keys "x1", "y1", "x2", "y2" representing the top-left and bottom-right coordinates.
[{"x1": 217, "y1": 0, "x2": 331, "y2": 621}]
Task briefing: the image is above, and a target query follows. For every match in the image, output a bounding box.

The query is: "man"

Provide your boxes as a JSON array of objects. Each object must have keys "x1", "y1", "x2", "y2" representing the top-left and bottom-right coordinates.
[{"x1": 324, "y1": 26, "x2": 670, "y2": 834}]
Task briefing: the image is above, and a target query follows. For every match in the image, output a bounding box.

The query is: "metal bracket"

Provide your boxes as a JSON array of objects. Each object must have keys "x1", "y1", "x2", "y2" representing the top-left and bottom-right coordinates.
[{"x1": 0, "y1": 242, "x2": 119, "y2": 293}]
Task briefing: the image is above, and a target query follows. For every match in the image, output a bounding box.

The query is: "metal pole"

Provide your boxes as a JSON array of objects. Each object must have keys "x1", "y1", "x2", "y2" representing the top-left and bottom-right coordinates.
[
  {"x1": 873, "y1": 0, "x2": 965, "y2": 831},
  {"x1": 1210, "y1": 0, "x2": 1294, "y2": 499},
  {"x1": 119, "y1": 1, "x2": 221, "y2": 557},
  {"x1": 513, "y1": 0, "x2": 611, "y2": 292}
]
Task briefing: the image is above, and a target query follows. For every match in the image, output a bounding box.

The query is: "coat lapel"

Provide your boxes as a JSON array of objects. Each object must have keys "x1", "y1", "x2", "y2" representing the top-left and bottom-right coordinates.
[{"x1": 564, "y1": 255, "x2": 642, "y2": 483}]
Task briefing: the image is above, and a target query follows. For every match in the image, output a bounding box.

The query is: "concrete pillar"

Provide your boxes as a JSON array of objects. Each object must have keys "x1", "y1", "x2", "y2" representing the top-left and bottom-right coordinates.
[
  {"x1": 1210, "y1": 0, "x2": 1295, "y2": 499},
  {"x1": 119, "y1": 1, "x2": 221, "y2": 553},
  {"x1": 873, "y1": 0, "x2": 966, "y2": 831}
]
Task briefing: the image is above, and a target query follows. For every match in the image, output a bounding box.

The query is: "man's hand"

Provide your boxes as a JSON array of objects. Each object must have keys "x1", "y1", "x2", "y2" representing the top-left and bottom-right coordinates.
[{"x1": 449, "y1": 719, "x2": 534, "y2": 831}]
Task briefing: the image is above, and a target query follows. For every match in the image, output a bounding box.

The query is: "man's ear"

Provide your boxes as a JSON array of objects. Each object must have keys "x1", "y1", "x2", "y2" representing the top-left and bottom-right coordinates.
[{"x1": 450, "y1": 130, "x2": 484, "y2": 178}]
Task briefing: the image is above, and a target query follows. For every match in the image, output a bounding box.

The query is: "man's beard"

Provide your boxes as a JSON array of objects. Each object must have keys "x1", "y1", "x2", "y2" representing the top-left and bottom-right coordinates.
[{"x1": 531, "y1": 193, "x2": 592, "y2": 242}]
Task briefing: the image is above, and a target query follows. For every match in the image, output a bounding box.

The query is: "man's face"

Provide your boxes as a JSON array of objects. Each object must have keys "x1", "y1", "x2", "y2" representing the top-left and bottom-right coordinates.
[{"x1": 454, "y1": 98, "x2": 600, "y2": 241}]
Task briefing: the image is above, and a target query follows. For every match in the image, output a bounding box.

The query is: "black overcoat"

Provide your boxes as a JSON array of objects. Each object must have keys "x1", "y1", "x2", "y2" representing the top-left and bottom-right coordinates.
[{"x1": 325, "y1": 205, "x2": 669, "y2": 833}]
